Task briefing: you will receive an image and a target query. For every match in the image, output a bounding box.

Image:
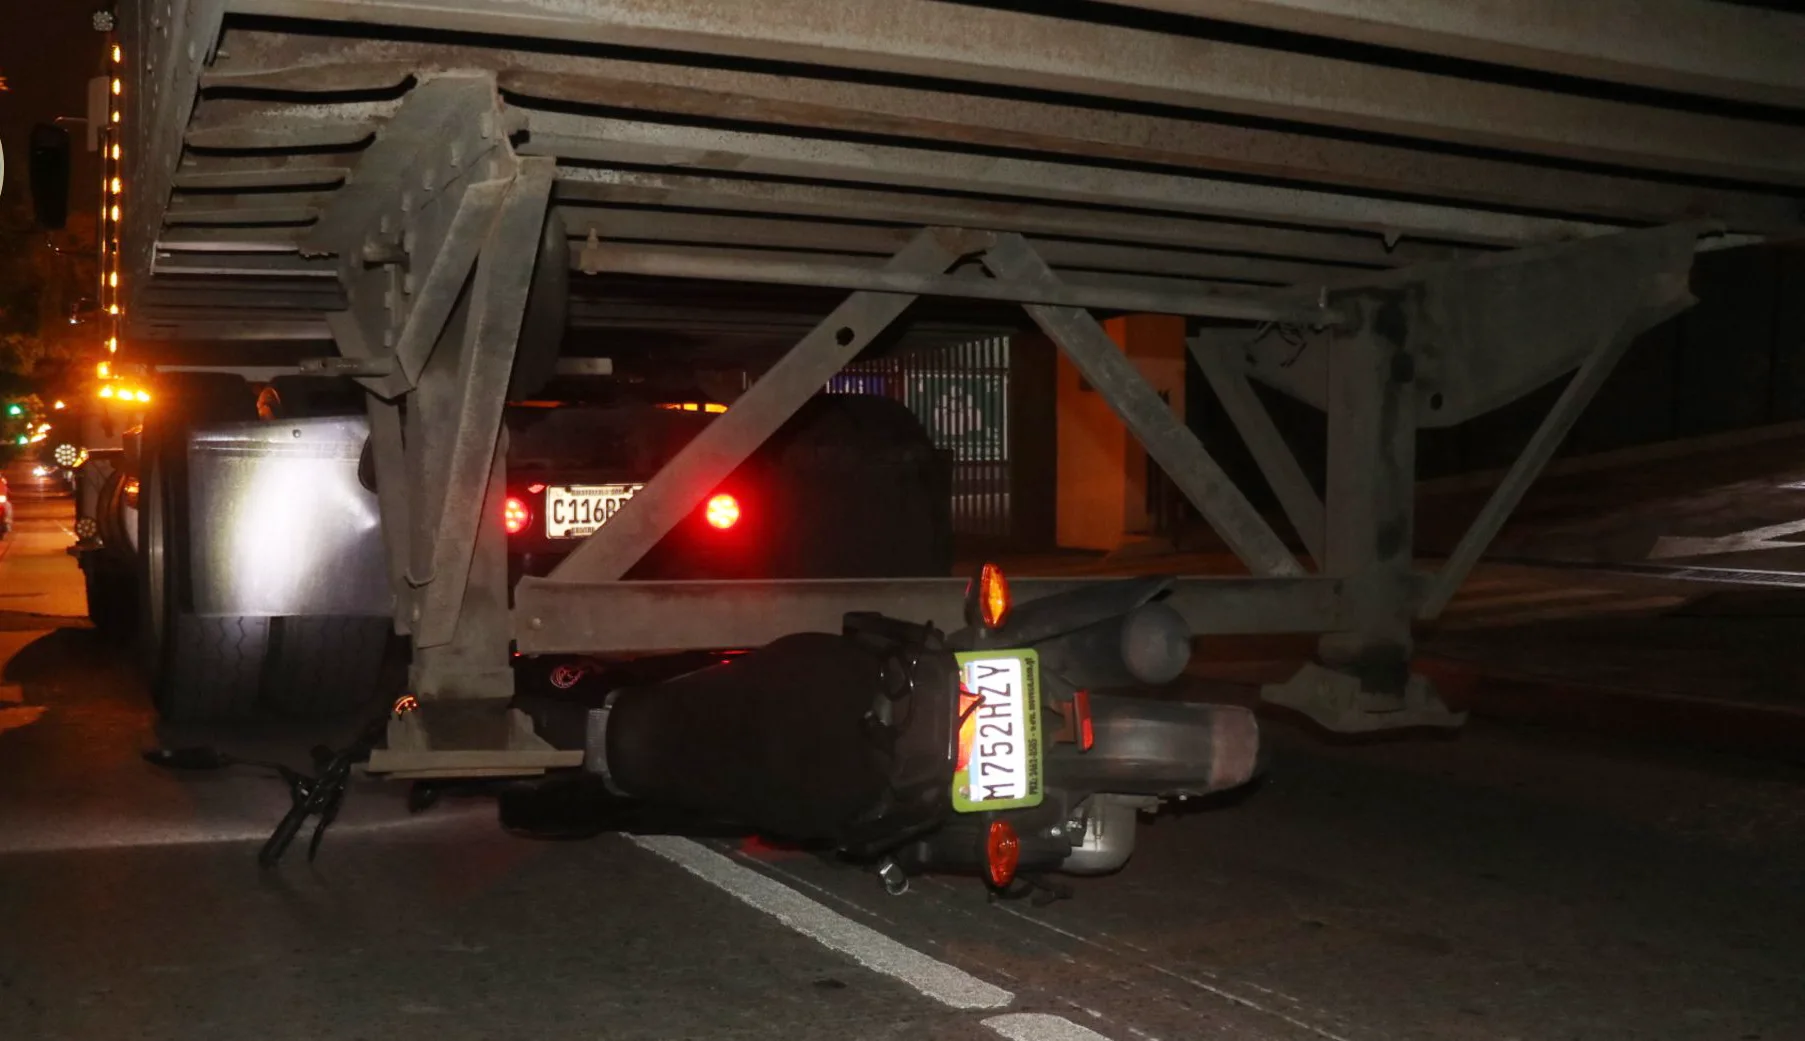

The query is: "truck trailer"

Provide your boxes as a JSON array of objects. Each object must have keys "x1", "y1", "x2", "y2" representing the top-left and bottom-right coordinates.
[{"x1": 48, "y1": 0, "x2": 1805, "y2": 778}]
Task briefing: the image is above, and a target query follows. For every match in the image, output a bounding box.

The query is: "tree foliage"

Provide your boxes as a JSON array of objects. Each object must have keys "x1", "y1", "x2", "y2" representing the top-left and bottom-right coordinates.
[{"x1": 0, "y1": 199, "x2": 99, "y2": 382}]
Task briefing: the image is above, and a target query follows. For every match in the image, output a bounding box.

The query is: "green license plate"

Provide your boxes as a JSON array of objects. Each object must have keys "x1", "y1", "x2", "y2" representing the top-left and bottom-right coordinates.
[{"x1": 951, "y1": 649, "x2": 1044, "y2": 813}]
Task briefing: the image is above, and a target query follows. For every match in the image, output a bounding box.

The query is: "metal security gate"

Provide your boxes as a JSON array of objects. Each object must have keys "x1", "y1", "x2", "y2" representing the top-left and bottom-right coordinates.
[{"x1": 827, "y1": 338, "x2": 1011, "y2": 537}]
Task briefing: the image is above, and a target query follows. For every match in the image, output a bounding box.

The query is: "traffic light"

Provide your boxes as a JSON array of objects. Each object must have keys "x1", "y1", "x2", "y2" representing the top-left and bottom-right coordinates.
[{"x1": 4, "y1": 403, "x2": 21, "y2": 417}]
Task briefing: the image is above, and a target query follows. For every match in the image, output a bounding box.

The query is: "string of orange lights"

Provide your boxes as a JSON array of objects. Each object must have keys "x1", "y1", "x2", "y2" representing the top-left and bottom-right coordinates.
[{"x1": 96, "y1": 39, "x2": 131, "y2": 400}]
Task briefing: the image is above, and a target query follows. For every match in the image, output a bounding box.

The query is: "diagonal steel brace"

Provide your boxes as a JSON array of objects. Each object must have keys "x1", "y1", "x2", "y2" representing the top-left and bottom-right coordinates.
[
  {"x1": 411, "y1": 157, "x2": 556, "y2": 648},
  {"x1": 1416, "y1": 285, "x2": 1695, "y2": 618},
  {"x1": 536, "y1": 226, "x2": 994, "y2": 587},
  {"x1": 981, "y1": 234, "x2": 1302, "y2": 578},
  {"x1": 1190, "y1": 333, "x2": 1328, "y2": 567}
]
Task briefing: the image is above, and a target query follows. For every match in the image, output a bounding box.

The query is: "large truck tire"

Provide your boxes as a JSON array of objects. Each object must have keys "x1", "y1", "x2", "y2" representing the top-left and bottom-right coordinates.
[
  {"x1": 84, "y1": 561, "x2": 137, "y2": 638},
  {"x1": 137, "y1": 441, "x2": 270, "y2": 721},
  {"x1": 260, "y1": 616, "x2": 397, "y2": 718},
  {"x1": 85, "y1": 469, "x2": 140, "y2": 639},
  {"x1": 136, "y1": 374, "x2": 272, "y2": 723}
]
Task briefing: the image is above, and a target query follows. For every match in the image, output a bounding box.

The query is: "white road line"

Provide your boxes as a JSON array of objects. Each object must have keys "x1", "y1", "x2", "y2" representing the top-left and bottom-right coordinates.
[
  {"x1": 985, "y1": 1012, "x2": 1117, "y2": 1041},
  {"x1": 626, "y1": 834, "x2": 1013, "y2": 1010},
  {"x1": 996, "y1": 904, "x2": 1354, "y2": 1041}
]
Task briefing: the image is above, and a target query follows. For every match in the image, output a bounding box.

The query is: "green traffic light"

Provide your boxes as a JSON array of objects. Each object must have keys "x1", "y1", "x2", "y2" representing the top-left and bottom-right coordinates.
[
  {"x1": 4, "y1": 404, "x2": 21, "y2": 417},
  {"x1": 13, "y1": 435, "x2": 25, "y2": 445}
]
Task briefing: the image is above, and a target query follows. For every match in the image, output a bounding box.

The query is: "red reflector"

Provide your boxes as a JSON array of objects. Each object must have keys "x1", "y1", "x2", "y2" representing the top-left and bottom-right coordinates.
[
  {"x1": 985, "y1": 820, "x2": 1021, "y2": 889},
  {"x1": 502, "y1": 496, "x2": 531, "y2": 535},
  {"x1": 1073, "y1": 689, "x2": 1094, "y2": 752},
  {"x1": 978, "y1": 562, "x2": 1010, "y2": 629},
  {"x1": 705, "y1": 493, "x2": 740, "y2": 530}
]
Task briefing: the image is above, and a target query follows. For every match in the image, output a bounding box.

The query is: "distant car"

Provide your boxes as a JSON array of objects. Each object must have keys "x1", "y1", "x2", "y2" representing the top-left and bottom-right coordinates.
[{"x1": 0, "y1": 474, "x2": 12, "y2": 537}]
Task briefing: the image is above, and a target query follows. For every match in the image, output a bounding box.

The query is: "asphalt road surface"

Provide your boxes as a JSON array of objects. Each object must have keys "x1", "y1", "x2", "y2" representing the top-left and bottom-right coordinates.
[{"x1": 2, "y1": 461, "x2": 1803, "y2": 1041}]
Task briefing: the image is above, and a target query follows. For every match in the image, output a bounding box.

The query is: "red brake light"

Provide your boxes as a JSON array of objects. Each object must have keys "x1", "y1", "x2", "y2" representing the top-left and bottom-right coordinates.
[
  {"x1": 978, "y1": 562, "x2": 1010, "y2": 629},
  {"x1": 705, "y1": 493, "x2": 740, "y2": 530},
  {"x1": 503, "y1": 496, "x2": 532, "y2": 535},
  {"x1": 1073, "y1": 689, "x2": 1094, "y2": 752},
  {"x1": 985, "y1": 820, "x2": 1021, "y2": 888}
]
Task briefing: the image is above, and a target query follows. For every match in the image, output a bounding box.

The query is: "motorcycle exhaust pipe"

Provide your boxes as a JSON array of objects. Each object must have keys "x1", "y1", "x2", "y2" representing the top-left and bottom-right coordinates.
[{"x1": 1035, "y1": 600, "x2": 1192, "y2": 690}]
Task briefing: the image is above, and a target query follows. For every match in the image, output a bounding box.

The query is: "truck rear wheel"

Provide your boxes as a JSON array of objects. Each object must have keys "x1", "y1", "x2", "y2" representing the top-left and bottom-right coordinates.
[
  {"x1": 137, "y1": 373, "x2": 397, "y2": 722},
  {"x1": 137, "y1": 439, "x2": 270, "y2": 722},
  {"x1": 84, "y1": 561, "x2": 137, "y2": 638},
  {"x1": 85, "y1": 470, "x2": 139, "y2": 638}
]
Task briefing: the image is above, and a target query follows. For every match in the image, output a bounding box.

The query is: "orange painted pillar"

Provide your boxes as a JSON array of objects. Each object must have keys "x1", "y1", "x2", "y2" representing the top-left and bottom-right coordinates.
[{"x1": 1054, "y1": 314, "x2": 1187, "y2": 550}]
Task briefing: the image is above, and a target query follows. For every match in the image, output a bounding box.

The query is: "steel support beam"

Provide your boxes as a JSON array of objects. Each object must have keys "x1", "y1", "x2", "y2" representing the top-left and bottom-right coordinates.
[
  {"x1": 1102, "y1": 0, "x2": 1805, "y2": 109},
  {"x1": 303, "y1": 76, "x2": 520, "y2": 401},
  {"x1": 553, "y1": 172, "x2": 1466, "y2": 269},
  {"x1": 982, "y1": 234, "x2": 1302, "y2": 578},
  {"x1": 537, "y1": 226, "x2": 989, "y2": 587},
  {"x1": 514, "y1": 577, "x2": 1346, "y2": 654},
  {"x1": 150, "y1": 254, "x2": 333, "y2": 278},
  {"x1": 407, "y1": 158, "x2": 555, "y2": 653},
  {"x1": 196, "y1": 38, "x2": 1805, "y2": 231},
  {"x1": 558, "y1": 207, "x2": 1366, "y2": 286},
  {"x1": 494, "y1": 65, "x2": 1802, "y2": 232},
  {"x1": 391, "y1": 179, "x2": 509, "y2": 387},
  {"x1": 1190, "y1": 334, "x2": 1326, "y2": 567},
  {"x1": 409, "y1": 428, "x2": 516, "y2": 697},
  {"x1": 227, "y1": 0, "x2": 1805, "y2": 184},
  {"x1": 526, "y1": 115, "x2": 1612, "y2": 247},
  {"x1": 301, "y1": 76, "x2": 503, "y2": 253},
  {"x1": 1250, "y1": 224, "x2": 1703, "y2": 731},
  {"x1": 170, "y1": 167, "x2": 348, "y2": 191},
  {"x1": 1260, "y1": 288, "x2": 1461, "y2": 731},
  {"x1": 365, "y1": 395, "x2": 412, "y2": 628},
  {"x1": 572, "y1": 242, "x2": 1335, "y2": 325}
]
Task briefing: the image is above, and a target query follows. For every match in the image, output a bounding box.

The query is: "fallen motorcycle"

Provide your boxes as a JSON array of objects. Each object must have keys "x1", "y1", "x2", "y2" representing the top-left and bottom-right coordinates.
[
  {"x1": 508, "y1": 564, "x2": 1263, "y2": 895},
  {"x1": 149, "y1": 564, "x2": 1263, "y2": 895}
]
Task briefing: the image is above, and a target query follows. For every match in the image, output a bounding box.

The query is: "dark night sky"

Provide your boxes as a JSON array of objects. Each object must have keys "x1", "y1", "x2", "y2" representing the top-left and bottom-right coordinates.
[{"x1": 0, "y1": 3, "x2": 107, "y2": 221}]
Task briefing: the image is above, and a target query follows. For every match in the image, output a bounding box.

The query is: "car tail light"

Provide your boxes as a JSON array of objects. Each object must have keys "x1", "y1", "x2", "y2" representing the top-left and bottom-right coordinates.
[
  {"x1": 978, "y1": 562, "x2": 1010, "y2": 630},
  {"x1": 705, "y1": 493, "x2": 740, "y2": 530},
  {"x1": 503, "y1": 496, "x2": 532, "y2": 535},
  {"x1": 985, "y1": 819, "x2": 1021, "y2": 888}
]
